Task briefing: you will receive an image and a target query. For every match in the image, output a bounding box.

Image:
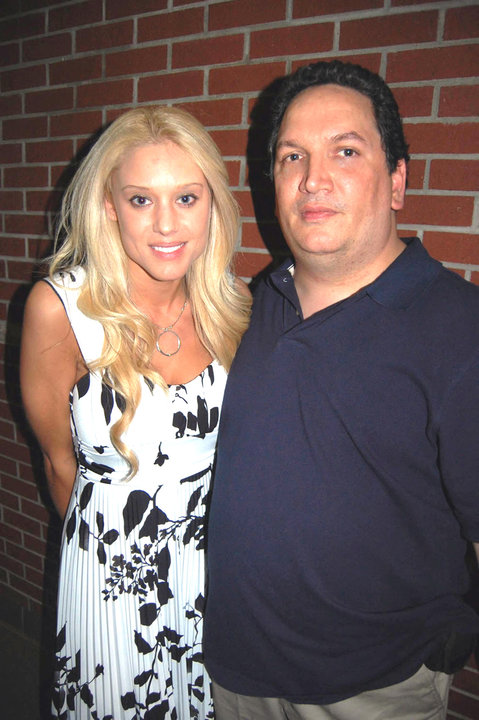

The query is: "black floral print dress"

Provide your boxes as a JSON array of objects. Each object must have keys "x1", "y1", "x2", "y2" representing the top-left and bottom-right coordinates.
[{"x1": 48, "y1": 269, "x2": 224, "y2": 719}]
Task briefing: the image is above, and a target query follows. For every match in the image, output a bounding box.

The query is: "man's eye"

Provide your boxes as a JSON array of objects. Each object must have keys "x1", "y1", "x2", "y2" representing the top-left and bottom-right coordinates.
[
  {"x1": 130, "y1": 195, "x2": 151, "y2": 207},
  {"x1": 340, "y1": 148, "x2": 357, "y2": 158},
  {"x1": 285, "y1": 152, "x2": 301, "y2": 162}
]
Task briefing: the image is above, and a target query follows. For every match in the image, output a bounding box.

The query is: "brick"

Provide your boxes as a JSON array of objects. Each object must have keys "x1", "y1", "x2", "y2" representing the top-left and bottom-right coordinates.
[
  {"x1": 138, "y1": 7, "x2": 203, "y2": 42},
  {"x1": 210, "y1": 61, "x2": 285, "y2": 95},
  {"x1": 0, "y1": 487, "x2": 19, "y2": 509},
  {"x1": 1, "y1": 63, "x2": 46, "y2": 92},
  {"x1": 176, "y1": 98, "x2": 243, "y2": 128},
  {"x1": 26, "y1": 139, "x2": 74, "y2": 163},
  {"x1": 210, "y1": 128, "x2": 247, "y2": 157},
  {"x1": 10, "y1": 574, "x2": 43, "y2": 603},
  {"x1": 0, "y1": 41, "x2": 20, "y2": 67},
  {"x1": 399, "y1": 194, "x2": 474, "y2": 228},
  {"x1": 77, "y1": 79, "x2": 134, "y2": 108},
  {"x1": 5, "y1": 213, "x2": 47, "y2": 236},
  {"x1": 405, "y1": 122, "x2": 479, "y2": 155},
  {"x1": 291, "y1": 52, "x2": 381, "y2": 75},
  {"x1": 294, "y1": 0, "x2": 382, "y2": 17},
  {"x1": 21, "y1": 497, "x2": 51, "y2": 524},
  {"x1": 429, "y1": 159, "x2": 479, "y2": 192},
  {"x1": 23, "y1": 533, "x2": 47, "y2": 556},
  {"x1": 0, "y1": 280, "x2": 21, "y2": 302},
  {"x1": 27, "y1": 189, "x2": 63, "y2": 213},
  {"x1": 77, "y1": 20, "x2": 133, "y2": 52},
  {"x1": 25, "y1": 86, "x2": 73, "y2": 114},
  {"x1": 242, "y1": 221, "x2": 279, "y2": 250},
  {"x1": 234, "y1": 250, "x2": 272, "y2": 279},
  {"x1": 235, "y1": 190, "x2": 255, "y2": 219},
  {"x1": 392, "y1": 85, "x2": 434, "y2": 119},
  {"x1": 451, "y1": 664, "x2": 479, "y2": 695},
  {"x1": 439, "y1": 85, "x2": 479, "y2": 118},
  {"x1": 3, "y1": 115, "x2": 47, "y2": 141},
  {"x1": 0, "y1": 93, "x2": 21, "y2": 116},
  {"x1": 209, "y1": 0, "x2": 286, "y2": 31},
  {"x1": 106, "y1": 45, "x2": 168, "y2": 77},
  {"x1": 406, "y1": 159, "x2": 425, "y2": 191},
  {"x1": 51, "y1": 163, "x2": 72, "y2": 189},
  {"x1": 27, "y1": 237, "x2": 52, "y2": 260},
  {"x1": 444, "y1": 5, "x2": 479, "y2": 41},
  {"x1": 392, "y1": 0, "x2": 441, "y2": 4},
  {"x1": 471, "y1": 271, "x2": 479, "y2": 286},
  {"x1": 0, "y1": 191, "x2": 23, "y2": 211},
  {"x1": 23, "y1": 32, "x2": 71, "y2": 61},
  {"x1": 3, "y1": 507, "x2": 42, "y2": 537},
  {"x1": 387, "y1": 45, "x2": 479, "y2": 82},
  {"x1": 4, "y1": 166, "x2": 48, "y2": 188},
  {"x1": 138, "y1": 70, "x2": 203, "y2": 102},
  {"x1": 50, "y1": 110, "x2": 102, "y2": 138},
  {"x1": 106, "y1": 0, "x2": 167, "y2": 20},
  {"x1": 50, "y1": 55, "x2": 101, "y2": 86},
  {"x1": 6, "y1": 540, "x2": 43, "y2": 570},
  {"x1": 423, "y1": 232, "x2": 479, "y2": 265},
  {"x1": 173, "y1": 33, "x2": 244, "y2": 69},
  {"x1": 250, "y1": 22, "x2": 334, "y2": 59},
  {"x1": 0, "y1": 418, "x2": 15, "y2": 439},
  {"x1": 0, "y1": 553, "x2": 24, "y2": 577},
  {"x1": 0, "y1": 522, "x2": 22, "y2": 544},
  {"x1": 0, "y1": 0, "x2": 19, "y2": 15},
  {"x1": 0, "y1": 12, "x2": 44, "y2": 41},
  {"x1": 1, "y1": 475, "x2": 38, "y2": 504},
  {"x1": 6, "y1": 260, "x2": 38, "y2": 282},
  {"x1": 49, "y1": 0, "x2": 102, "y2": 31},
  {"x1": 225, "y1": 160, "x2": 241, "y2": 187},
  {"x1": 0, "y1": 143, "x2": 22, "y2": 164},
  {"x1": 340, "y1": 11, "x2": 437, "y2": 50},
  {"x1": 25, "y1": 566, "x2": 45, "y2": 589},
  {"x1": 447, "y1": 688, "x2": 479, "y2": 719}
]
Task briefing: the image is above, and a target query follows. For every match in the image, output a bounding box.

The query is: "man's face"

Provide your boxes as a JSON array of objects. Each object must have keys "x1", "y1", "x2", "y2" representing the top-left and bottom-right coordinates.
[{"x1": 273, "y1": 84, "x2": 406, "y2": 276}]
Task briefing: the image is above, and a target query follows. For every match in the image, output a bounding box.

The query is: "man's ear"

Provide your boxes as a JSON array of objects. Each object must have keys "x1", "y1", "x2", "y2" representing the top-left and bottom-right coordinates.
[
  {"x1": 391, "y1": 159, "x2": 407, "y2": 211},
  {"x1": 104, "y1": 194, "x2": 118, "y2": 222}
]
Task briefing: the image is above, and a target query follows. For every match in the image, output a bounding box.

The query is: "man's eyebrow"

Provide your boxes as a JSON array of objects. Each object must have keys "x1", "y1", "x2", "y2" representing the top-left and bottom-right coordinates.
[
  {"x1": 331, "y1": 131, "x2": 367, "y2": 144},
  {"x1": 275, "y1": 139, "x2": 304, "y2": 151}
]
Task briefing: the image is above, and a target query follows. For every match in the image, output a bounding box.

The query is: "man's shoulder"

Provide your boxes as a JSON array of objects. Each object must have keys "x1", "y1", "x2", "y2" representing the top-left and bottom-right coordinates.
[{"x1": 434, "y1": 262, "x2": 479, "y2": 306}]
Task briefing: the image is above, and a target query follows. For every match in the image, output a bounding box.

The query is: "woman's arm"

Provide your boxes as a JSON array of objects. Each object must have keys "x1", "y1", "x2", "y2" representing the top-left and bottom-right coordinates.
[{"x1": 20, "y1": 281, "x2": 84, "y2": 519}]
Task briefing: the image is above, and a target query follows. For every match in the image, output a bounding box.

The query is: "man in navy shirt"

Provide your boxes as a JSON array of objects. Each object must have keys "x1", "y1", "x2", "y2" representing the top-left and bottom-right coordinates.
[{"x1": 204, "y1": 61, "x2": 479, "y2": 719}]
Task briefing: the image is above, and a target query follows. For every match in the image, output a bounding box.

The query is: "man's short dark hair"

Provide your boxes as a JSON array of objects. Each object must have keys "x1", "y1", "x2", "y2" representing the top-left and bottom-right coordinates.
[{"x1": 268, "y1": 60, "x2": 409, "y2": 177}]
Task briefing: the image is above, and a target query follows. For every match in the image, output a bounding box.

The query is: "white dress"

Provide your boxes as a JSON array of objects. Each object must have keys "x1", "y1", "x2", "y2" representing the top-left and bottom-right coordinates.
[{"x1": 48, "y1": 268, "x2": 225, "y2": 719}]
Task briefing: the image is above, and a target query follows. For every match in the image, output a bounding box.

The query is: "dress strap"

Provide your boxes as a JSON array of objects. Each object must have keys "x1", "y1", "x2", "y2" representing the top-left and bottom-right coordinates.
[{"x1": 45, "y1": 267, "x2": 104, "y2": 366}]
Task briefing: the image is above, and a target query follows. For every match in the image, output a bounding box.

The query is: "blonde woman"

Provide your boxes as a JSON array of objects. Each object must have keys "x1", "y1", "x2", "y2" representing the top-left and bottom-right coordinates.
[{"x1": 20, "y1": 106, "x2": 251, "y2": 719}]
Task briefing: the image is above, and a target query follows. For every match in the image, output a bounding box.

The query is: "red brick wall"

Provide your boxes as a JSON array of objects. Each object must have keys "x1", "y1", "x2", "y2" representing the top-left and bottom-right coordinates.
[{"x1": 1, "y1": 1, "x2": 478, "y2": 715}]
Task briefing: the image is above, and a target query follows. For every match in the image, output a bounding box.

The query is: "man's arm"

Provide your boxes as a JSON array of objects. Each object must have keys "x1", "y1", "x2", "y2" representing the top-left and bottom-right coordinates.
[{"x1": 474, "y1": 543, "x2": 479, "y2": 564}]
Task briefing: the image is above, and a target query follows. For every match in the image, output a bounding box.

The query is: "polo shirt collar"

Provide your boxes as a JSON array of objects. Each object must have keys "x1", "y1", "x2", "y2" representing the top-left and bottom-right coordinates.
[{"x1": 269, "y1": 238, "x2": 442, "y2": 311}]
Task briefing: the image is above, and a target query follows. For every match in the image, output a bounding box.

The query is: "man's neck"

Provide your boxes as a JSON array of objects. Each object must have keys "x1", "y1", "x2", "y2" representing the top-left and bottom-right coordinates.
[{"x1": 293, "y1": 238, "x2": 406, "y2": 319}]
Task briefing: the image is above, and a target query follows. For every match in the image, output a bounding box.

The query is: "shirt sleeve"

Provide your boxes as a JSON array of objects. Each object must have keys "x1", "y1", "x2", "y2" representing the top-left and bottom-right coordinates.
[{"x1": 438, "y1": 351, "x2": 479, "y2": 541}]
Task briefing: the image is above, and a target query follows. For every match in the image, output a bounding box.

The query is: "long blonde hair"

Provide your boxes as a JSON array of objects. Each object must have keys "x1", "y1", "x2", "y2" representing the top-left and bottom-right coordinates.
[{"x1": 50, "y1": 106, "x2": 251, "y2": 477}]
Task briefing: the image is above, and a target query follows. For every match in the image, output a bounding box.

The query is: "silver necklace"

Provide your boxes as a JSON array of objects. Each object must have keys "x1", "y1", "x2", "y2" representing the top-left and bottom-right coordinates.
[{"x1": 155, "y1": 299, "x2": 188, "y2": 357}]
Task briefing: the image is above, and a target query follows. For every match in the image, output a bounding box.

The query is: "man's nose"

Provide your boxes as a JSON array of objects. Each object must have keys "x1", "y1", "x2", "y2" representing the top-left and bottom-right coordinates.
[{"x1": 299, "y1": 156, "x2": 333, "y2": 194}]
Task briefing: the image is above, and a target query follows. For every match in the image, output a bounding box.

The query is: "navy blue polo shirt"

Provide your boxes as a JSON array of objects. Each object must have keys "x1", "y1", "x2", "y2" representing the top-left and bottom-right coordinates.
[{"x1": 204, "y1": 238, "x2": 479, "y2": 704}]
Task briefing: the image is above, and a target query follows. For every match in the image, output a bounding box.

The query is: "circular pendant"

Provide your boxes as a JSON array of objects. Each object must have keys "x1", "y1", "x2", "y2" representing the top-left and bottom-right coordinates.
[{"x1": 156, "y1": 329, "x2": 181, "y2": 357}]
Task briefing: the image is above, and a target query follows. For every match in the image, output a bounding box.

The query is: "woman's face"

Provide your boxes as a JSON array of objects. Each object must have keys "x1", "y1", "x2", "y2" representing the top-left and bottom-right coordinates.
[{"x1": 105, "y1": 140, "x2": 211, "y2": 290}]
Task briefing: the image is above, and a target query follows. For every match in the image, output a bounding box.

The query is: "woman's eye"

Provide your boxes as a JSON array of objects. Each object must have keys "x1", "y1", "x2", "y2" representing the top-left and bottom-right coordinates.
[
  {"x1": 177, "y1": 194, "x2": 197, "y2": 206},
  {"x1": 130, "y1": 195, "x2": 151, "y2": 207}
]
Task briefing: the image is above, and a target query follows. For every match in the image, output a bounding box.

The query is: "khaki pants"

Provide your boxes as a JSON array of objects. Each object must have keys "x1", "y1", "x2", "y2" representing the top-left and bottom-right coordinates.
[{"x1": 213, "y1": 664, "x2": 452, "y2": 720}]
